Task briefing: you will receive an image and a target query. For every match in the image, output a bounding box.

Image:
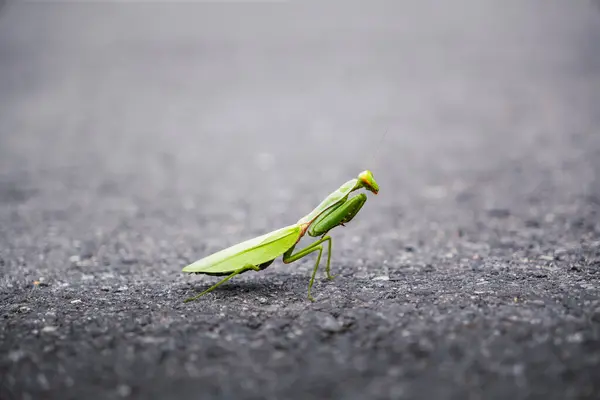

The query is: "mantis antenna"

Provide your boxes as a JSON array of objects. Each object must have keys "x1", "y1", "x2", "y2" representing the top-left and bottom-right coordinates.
[{"x1": 367, "y1": 128, "x2": 389, "y2": 169}]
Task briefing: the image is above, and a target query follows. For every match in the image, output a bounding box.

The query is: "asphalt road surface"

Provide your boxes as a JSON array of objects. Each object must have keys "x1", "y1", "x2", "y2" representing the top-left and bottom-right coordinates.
[{"x1": 1, "y1": 2, "x2": 600, "y2": 399}]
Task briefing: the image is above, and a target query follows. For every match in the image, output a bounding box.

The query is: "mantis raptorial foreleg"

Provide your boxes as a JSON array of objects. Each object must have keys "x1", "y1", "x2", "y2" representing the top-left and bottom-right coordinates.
[
  {"x1": 283, "y1": 236, "x2": 333, "y2": 302},
  {"x1": 184, "y1": 264, "x2": 261, "y2": 303}
]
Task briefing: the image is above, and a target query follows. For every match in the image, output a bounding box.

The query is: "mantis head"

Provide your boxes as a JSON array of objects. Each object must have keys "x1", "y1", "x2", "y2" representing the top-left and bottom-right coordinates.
[{"x1": 358, "y1": 170, "x2": 379, "y2": 195}]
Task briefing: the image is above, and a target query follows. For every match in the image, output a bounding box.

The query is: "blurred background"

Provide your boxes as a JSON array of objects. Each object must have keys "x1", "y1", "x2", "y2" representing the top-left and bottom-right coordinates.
[
  {"x1": 1, "y1": 1, "x2": 600, "y2": 399},
  {"x1": 0, "y1": 1, "x2": 600, "y2": 273},
  {"x1": 1, "y1": 2, "x2": 598, "y2": 269}
]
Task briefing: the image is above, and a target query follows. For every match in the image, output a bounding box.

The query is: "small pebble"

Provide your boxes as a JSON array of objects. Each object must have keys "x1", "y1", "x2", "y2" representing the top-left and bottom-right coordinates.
[
  {"x1": 566, "y1": 332, "x2": 583, "y2": 343},
  {"x1": 372, "y1": 275, "x2": 390, "y2": 281},
  {"x1": 315, "y1": 312, "x2": 343, "y2": 333},
  {"x1": 117, "y1": 384, "x2": 132, "y2": 397},
  {"x1": 70, "y1": 299, "x2": 82, "y2": 304},
  {"x1": 41, "y1": 326, "x2": 57, "y2": 333},
  {"x1": 8, "y1": 350, "x2": 26, "y2": 362},
  {"x1": 528, "y1": 300, "x2": 545, "y2": 307}
]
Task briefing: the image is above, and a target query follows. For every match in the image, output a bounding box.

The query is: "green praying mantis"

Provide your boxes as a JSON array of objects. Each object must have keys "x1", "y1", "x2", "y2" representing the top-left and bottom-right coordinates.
[{"x1": 182, "y1": 170, "x2": 379, "y2": 302}]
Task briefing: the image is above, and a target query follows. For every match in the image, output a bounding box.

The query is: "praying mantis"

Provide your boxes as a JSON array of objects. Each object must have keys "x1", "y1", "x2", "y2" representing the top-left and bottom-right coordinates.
[{"x1": 182, "y1": 170, "x2": 379, "y2": 302}]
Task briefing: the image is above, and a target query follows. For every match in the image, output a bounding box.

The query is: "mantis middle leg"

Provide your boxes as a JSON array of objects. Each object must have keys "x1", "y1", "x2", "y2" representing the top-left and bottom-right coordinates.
[
  {"x1": 184, "y1": 264, "x2": 261, "y2": 303},
  {"x1": 283, "y1": 236, "x2": 333, "y2": 302}
]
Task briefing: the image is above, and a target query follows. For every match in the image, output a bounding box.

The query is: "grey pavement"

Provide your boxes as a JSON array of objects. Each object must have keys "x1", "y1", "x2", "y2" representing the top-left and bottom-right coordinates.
[{"x1": 1, "y1": 2, "x2": 600, "y2": 399}]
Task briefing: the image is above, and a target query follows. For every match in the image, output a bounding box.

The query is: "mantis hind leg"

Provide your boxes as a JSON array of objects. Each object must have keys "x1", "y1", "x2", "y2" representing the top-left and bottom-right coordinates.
[
  {"x1": 283, "y1": 236, "x2": 333, "y2": 302},
  {"x1": 184, "y1": 264, "x2": 261, "y2": 303}
]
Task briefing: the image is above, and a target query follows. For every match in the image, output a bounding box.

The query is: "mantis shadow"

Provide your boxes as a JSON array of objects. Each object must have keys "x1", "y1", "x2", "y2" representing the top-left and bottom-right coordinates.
[{"x1": 187, "y1": 274, "x2": 322, "y2": 297}]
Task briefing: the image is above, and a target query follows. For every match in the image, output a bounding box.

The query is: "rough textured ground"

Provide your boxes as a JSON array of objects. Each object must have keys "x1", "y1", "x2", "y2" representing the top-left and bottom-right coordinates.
[{"x1": 1, "y1": 2, "x2": 600, "y2": 399}]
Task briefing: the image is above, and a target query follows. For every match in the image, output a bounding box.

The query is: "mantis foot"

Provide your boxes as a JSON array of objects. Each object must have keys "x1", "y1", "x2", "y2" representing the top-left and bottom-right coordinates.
[{"x1": 184, "y1": 292, "x2": 209, "y2": 303}]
